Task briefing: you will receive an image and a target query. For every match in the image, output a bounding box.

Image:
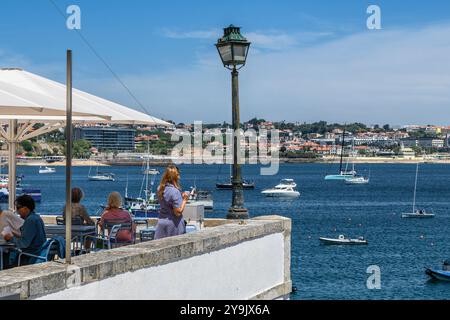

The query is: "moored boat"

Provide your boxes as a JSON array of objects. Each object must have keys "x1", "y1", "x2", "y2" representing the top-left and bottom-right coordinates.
[
  {"x1": 345, "y1": 176, "x2": 369, "y2": 185},
  {"x1": 401, "y1": 210, "x2": 434, "y2": 218},
  {"x1": 426, "y1": 260, "x2": 450, "y2": 281},
  {"x1": 0, "y1": 187, "x2": 42, "y2": 202},
  {"x1": 39, "y1": 166, "x2": 56, "y2": 174},
  {"x1": 401, "y1": 163, "x2": 434, "y2": 218},
  {"x1": 319, "y1": 235, "x2": 368, "y2": 245},
  {"x1": 261, "y1": 179, "x2": 300, "y2": 198},
  {"x1": 216, "y1": 180, "x2": 255, "y2": 190},
  {"x1": 187, "y1": 187, "x2": 213, "y2": 210}
]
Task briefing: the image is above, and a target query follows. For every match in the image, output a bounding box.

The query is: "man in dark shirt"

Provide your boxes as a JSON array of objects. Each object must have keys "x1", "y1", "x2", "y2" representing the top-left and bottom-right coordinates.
[{"x1": 4, "y1": 195, "x2": 46, "y2": 266}]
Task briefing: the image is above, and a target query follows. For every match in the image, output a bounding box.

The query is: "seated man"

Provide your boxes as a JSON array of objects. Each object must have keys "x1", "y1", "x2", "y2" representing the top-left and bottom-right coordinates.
[{"x1": 4, "y1": 195, "x2": 46, "y2": 266}]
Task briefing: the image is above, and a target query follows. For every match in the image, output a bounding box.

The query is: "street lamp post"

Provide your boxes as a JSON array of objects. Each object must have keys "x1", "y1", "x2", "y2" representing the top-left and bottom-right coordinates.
[{"x1": 216, "y1": 25, "x2": 251, "y2": 219}]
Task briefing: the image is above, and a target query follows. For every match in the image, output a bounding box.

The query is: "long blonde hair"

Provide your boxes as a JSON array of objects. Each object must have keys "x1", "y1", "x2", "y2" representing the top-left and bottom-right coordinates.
[
  {"x1": 157, "y1": 165, "x2": 180, "y2": 200},
  {"x1": 107, "y1": 191, "x2": 122, "y2": 209}
]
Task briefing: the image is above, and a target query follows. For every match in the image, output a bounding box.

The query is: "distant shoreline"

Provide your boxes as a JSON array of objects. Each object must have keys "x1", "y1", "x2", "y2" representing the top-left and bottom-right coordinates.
[{"x1": 10, "y1": 157, "x2": 450, "y2": 167}]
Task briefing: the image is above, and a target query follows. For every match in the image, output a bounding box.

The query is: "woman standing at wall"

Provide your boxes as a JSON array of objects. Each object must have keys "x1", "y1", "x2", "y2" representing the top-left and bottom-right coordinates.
[{"x1": 155, "y1": 165, "x2": 189, "y2": 239}]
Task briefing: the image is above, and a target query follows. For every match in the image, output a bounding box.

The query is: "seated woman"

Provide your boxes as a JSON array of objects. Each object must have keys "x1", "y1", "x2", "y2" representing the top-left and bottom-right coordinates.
[
  {"x1": 99, "y1": 192, "x2": 135, "y2": 243},
  {"x1": 62, "y1": 187, "x2": 95, "y2": 226},
  {"x1": 0, "y1": 207, "x2": 24, "y2": 238},
  {"x1": 4, "y1": 195, "x2": 46, "y2": 266}
]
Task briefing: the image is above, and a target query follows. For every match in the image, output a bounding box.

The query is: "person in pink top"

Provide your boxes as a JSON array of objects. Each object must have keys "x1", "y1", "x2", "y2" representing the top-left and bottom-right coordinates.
[{"x1": 99, "y1": 192, "x2": 135, "y2": 243}]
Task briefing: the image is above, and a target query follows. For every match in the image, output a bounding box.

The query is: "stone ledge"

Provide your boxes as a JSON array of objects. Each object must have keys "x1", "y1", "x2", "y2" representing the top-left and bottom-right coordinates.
[{"x1": 0, "y1": 216, "x2": 290, "y2": 300}]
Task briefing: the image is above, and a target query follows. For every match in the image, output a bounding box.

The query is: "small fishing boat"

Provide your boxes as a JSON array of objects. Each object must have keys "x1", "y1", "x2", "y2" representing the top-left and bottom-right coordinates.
[
  {"x1": 39, "y1": 166, "x2": 56, "y2": 174},
  {"x1": 425, "y1": 260, "x2": 450, "y2": 281},
  {"x1": 319, "y1": 235, "x2": 368, "y2": 245}
]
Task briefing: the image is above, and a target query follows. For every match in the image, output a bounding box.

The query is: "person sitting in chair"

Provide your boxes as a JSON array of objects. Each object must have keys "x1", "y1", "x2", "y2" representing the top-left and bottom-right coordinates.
[
  {"x1": 99, "y1": 192, "x2": 135, "y2": 243},
  {"x1": 4, "y1": 195, "x2": 46, "y2": 266},
  {"x1": 62, "y1": 187, "x2": 95, "y2": 226}
]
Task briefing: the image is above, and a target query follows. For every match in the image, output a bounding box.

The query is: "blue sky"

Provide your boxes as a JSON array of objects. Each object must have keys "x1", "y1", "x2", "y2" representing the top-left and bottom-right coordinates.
[{"x1": 2, "y1": 0, "x2": 450, "y2": 125}]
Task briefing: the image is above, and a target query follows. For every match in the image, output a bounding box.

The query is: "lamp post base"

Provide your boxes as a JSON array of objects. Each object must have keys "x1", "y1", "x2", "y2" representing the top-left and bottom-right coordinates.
[{"x1": 227, "y1": 207, "x2": 249, "y2": 220}]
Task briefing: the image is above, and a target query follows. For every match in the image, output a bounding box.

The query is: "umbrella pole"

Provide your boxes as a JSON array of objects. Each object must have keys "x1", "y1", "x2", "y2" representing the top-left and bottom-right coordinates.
[
  {"x1": 8, "y1": 120, "x2": 17, "y2": 212},
  {"x1": 65, "y1": 50, "x2": 73, "y2": 264}
]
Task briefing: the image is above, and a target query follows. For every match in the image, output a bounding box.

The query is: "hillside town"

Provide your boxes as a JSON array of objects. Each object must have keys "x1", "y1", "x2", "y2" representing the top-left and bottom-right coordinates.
[{"x1": 2, "y1": 119, "x2": 450, "y2": 163}]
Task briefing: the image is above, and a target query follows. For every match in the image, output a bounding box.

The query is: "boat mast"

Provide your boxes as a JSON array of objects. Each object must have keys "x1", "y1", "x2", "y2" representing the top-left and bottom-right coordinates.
[
  {"x1": 339, "y1": 128, "x2": 346, "y2": 174},
  {"x1": 145, "y1": 141, "x2": 150, "y2": 202},
  {"x1": 125, "y1": 173, "x2": 129, "y2": 198},
  {"x1": 413, "y1": 162, "x2": 419, "y2": 212}
]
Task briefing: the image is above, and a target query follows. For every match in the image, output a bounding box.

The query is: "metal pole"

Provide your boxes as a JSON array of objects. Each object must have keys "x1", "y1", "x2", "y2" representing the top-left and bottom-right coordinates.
[
  {"x1": 65, "y1": 50, "x2": 73, "y2": 264},
  {"x1": 227, "y1": 66, "x2": 248, "y2": 219},
  {"x1": 8, "y1": 120, "x2": 17, "y2": 212}
]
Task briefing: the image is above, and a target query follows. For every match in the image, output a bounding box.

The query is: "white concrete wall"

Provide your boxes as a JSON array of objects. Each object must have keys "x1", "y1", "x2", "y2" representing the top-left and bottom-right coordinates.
[{"x1": 39, "y1": 233, "x2": 285, "y2": 300}]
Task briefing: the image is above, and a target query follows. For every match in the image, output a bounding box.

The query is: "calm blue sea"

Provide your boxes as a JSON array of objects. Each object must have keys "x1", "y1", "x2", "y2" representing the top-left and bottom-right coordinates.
[{"x1": 11, "y1": 163, "x2": 450, "y2": 300}]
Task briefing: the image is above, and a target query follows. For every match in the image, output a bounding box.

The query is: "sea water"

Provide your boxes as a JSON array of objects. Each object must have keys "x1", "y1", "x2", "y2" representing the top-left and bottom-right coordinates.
[{"x1": 12, "y1": 163, "x2": 450, "y2": 300}]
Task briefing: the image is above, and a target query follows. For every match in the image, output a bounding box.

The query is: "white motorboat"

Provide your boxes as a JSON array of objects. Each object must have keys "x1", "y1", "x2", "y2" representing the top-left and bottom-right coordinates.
[
  {"x1": 319, "y1": 235, "x2": 368, "y2": 245},
  {"x1": 187, "y1": 187, "x2": 213, "y2": 210},
  {"x1": 88, "y1": 173, "x2": 115, "y2": 181},
  {"x1": 345, "y1": 176, "x2": 369, "y2": 185},
  {"x1": 39, "y1": 166, "x2": 56, "y2": 174},
  {"x1": 261, "y1": 179, "x2": 300, "y2": 198},
  {"x1": 143, "y1": 168, "x2": 160, "y2": 175}
]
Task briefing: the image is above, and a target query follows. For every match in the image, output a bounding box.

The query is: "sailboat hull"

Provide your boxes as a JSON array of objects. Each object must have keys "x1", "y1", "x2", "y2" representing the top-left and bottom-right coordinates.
[
  {"x1": 401, "y1": 212, "x2": 434, "y2": 218},
  {"x1": 325, "y1": 174, "x2": 354, "y2": 181}
]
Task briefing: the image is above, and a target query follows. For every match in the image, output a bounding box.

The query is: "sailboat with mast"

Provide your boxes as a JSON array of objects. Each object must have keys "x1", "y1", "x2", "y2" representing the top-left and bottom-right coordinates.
[
  {"x1": 401, "y1": 163, "x2": 434, "y2": 218},
  {"x1": 88, "y1": 165, "x2": 115, "y2": 181},
  {"x1": 325, "y1": 128, "x2": 357, "y2": 180},
  {"x1": 124, "y1": 144, "x2": 160, "y2": 217},
  {"x1": 216, "y1": 165, "x2": 255, "y2": 190}
]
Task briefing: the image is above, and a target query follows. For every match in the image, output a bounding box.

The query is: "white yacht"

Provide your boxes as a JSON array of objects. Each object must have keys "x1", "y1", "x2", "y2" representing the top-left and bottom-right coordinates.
[
  {"x1": 39, "y1": 166, "x2": 56, "y2": 174},
  {"x1": 261, "y1": 179, "x2": 300, "y2": 198}
]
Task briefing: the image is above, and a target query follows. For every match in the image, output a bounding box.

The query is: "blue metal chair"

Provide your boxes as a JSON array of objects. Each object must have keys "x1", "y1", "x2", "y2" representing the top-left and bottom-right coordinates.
[{"x1": 17, "y1": 238, "x2": 62, "y2": 266}]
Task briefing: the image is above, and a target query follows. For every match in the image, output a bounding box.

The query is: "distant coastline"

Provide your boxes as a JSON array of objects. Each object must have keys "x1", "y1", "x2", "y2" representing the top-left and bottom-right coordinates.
[{"x1": 11, "y1": 157, "x2": 450, "y2": 167}]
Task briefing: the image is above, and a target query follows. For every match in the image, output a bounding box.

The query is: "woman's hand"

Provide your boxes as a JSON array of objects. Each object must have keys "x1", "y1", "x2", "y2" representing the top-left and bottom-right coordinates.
[{"x1": 182, "y1": 192, "x2": 190, "y2": 201}]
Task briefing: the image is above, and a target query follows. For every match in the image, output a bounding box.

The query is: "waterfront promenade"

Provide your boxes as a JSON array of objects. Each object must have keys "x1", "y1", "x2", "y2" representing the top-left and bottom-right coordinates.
[{"x1": 0, "y1": 216, "x2": 291, "y2": 300}]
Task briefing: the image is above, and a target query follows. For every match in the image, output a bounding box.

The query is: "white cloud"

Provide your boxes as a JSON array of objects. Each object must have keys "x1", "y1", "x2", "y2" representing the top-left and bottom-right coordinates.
[
  {"x1": 161, "y1": 28, "x2": 220, "y2": 40},
  {"x1": 160, "y1": 28, "x2": 335, "y2": 50},
  {"x1": 78, "y1": 23, "x2": 450, "y2": 125}
]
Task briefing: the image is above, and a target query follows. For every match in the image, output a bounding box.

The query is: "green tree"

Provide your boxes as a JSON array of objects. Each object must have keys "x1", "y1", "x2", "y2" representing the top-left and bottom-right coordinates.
[
  {"x1": 20, "y1": 140, "x2": 33, "y2": 152},
  {"x1": 73, "y1": 139, "x2": 92, "y2": 159}
]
